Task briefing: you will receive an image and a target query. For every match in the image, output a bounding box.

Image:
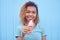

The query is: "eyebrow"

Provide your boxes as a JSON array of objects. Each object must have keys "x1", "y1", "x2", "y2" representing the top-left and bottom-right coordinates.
[{"x1": 26, "y1": 10, "x2": 36, "y2": 12}]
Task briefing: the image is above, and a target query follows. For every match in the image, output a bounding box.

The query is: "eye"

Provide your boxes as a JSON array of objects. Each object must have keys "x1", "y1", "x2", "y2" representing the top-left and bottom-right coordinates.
[
  {"x1": 26, "y1": 11, "x2": 30, "y2": 13},
  {"x1": 32, "y1": 11, "x2": 36, "y2": 14}
]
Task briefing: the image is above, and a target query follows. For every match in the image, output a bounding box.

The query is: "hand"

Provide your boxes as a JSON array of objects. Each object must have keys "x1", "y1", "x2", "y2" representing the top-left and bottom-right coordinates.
[{"x1": 22, "y1": 26, "x2": 31, "y2": 37}]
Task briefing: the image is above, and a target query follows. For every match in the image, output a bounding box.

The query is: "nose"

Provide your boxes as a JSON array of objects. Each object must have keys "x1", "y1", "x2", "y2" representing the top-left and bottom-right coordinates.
[{"x1": 29, "y1": 12, "x2": 33, "y2": 16}]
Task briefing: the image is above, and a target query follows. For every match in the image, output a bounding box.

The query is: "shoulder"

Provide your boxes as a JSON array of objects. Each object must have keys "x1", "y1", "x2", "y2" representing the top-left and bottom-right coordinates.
[
  {"x1": 36, "y1": 22, "x2": 45, "y2": 32},
  {"x1": 36, "y1": 22, "x2": 46, "y2": 36},
  {"x1": 15, "y1": 23, "x2": 24, "y2": 37}
]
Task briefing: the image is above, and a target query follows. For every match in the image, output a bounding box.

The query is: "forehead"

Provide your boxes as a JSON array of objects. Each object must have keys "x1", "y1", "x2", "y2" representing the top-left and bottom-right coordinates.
[{"x1": 26, "y1": 6, "x2": 36, "y2": 11}]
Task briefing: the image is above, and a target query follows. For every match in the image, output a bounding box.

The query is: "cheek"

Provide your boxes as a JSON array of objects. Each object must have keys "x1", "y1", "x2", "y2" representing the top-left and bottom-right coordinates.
[
  {"x1": 25, "y1": 15, "x2": 29, "y2": 20},
  {"x1": 33, "y1": 14, "x2": 37, "y2": 20},
  {"x1": 25, "y1": 13, "x2": 29, "y2": 17},
  {"x1": 34, "y1": 14, "x2": 37, "y2": 18}
]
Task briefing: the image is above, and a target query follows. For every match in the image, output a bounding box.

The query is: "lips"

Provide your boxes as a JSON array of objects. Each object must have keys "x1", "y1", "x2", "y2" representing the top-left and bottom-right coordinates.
[{"x1": 27, "y1": 16, "x2": 33, "y2": 20}]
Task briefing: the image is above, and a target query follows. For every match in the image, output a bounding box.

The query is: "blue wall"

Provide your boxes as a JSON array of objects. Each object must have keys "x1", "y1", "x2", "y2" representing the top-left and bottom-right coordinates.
[{"x1": 0, "y1": 0, "x2": 60, "y2": 40}]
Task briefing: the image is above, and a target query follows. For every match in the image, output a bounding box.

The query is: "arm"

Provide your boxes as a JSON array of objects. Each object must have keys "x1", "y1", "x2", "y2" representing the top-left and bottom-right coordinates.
[
  {"x1": 42, "y1": 36, "x2": 46, "y2": 40},
  {"x1": 17, "y1": 36, "x2": 24, "y2": 40},
  {"x1": 17, "y1": 26, "x2": 30, "y2": 40},
  {"x1": 17, "y1": 32, "x2": 25, "y2": 40}
]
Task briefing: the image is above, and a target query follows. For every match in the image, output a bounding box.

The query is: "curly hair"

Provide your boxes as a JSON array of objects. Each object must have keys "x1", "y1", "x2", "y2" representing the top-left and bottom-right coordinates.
[{"x1": 20, "y1": 1, "x2": 39, "y2": 25}]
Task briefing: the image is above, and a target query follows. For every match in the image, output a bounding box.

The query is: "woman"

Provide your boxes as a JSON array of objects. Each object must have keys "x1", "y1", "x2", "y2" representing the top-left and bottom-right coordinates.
[{"x1": 16, "y1": 1, "x2": 46, "y2": 40}]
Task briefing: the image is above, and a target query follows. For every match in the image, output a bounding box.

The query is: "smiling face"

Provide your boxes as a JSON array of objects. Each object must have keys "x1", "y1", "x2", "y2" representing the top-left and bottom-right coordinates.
[
  {"x1": 25, "y1": 6, "x2": 37, "y2": 22},
  {"x1": 20, "y1": 1, "x2": 39, "y2": 25}
]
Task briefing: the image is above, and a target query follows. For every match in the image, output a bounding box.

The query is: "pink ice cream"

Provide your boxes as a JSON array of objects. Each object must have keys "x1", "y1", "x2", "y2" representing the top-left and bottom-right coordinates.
[
  {"x1": 28, "y1": 20, "x2": 33, "y2": 27},
  {"x1": 28, "y1": 20, "x2": 33, "y2": 34}
]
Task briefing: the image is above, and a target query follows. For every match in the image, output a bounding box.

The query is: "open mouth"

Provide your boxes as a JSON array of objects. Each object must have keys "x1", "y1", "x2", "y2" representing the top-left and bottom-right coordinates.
[
  {"x1": 27, "y1": 16, "x2": 32, "y2": 18},
  {"x1": 26, "y1": 16, "x2": 33, "y2": 20}
]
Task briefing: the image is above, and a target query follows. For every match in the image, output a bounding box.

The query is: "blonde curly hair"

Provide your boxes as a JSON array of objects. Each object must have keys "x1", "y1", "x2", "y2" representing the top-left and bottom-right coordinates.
[{"x1": 20, "y1": 1, "x2": 39, "y2": 25}]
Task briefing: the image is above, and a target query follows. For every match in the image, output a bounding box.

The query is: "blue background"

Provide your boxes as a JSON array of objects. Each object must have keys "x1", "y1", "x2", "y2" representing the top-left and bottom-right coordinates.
[{"x1": 0, "y1": 0, "x2": 60, "y2": 40}]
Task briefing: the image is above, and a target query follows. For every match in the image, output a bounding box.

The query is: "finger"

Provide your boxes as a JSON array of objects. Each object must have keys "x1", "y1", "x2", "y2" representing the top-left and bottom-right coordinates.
[
  {"x1": 24, "y1": 30, "x2": 28, "y2": 34},
  {"x1": 22, "y1": 30, "x2": 27, "y2": 34},
  {"x1": 29, "y1": 27, "x2": 32, "y2": 30}
]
